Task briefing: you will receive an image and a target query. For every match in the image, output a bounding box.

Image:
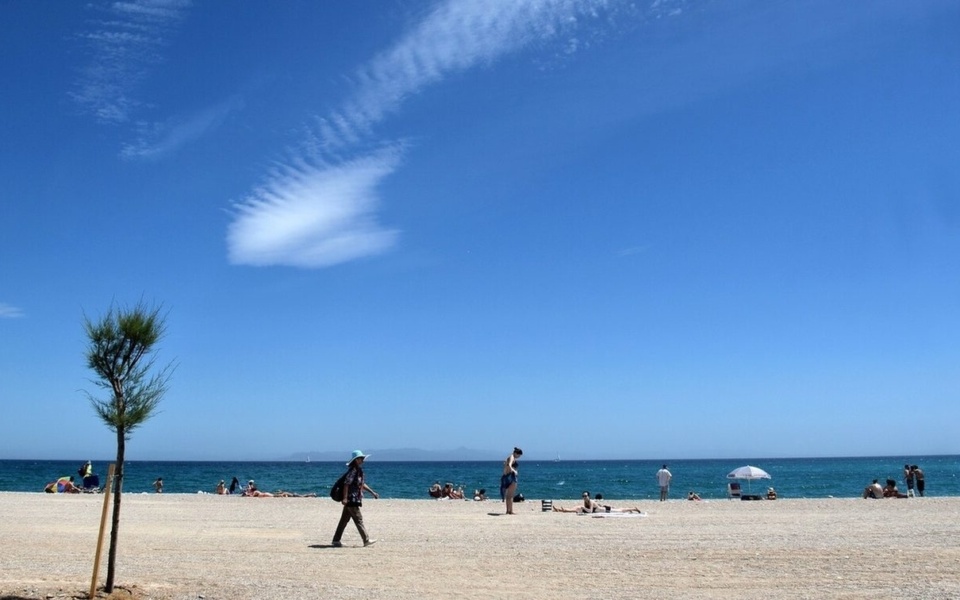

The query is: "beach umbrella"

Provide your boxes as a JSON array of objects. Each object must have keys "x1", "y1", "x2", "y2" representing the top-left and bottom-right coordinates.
[{"x1": 727, "y1": 465, "x2": 771, "y2": 493}]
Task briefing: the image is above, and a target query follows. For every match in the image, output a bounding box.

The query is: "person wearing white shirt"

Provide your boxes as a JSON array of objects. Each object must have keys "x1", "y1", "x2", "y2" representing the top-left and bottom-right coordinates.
[{"x1": 656, "y1": 464, "x2": 672, "y2": 501}]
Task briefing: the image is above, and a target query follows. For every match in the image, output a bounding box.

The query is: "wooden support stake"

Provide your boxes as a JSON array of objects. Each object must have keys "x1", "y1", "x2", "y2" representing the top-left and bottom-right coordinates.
[{"x1": 89, "y1": 463, "x2": 115, "y2": 599}]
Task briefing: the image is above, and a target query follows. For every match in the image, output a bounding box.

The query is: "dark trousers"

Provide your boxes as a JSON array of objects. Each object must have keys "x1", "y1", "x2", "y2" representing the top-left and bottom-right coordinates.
[{"x1": 333, "y1": 504, "x2": 368, "y2": 543}]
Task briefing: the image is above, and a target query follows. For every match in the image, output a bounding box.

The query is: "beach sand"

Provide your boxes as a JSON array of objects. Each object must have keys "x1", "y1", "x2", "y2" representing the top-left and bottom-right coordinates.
[{"x1": 1, "y1": 492, "x2": 958, "y2": 599}]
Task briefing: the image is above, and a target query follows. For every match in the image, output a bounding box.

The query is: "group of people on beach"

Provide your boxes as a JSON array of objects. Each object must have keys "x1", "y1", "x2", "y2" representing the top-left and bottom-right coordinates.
[
  {"x1": 428, "y1": 482, "x2": 464, "y2": 499},
  {"x1": 326, "y1": 446, "x2": 526, "y2": 549},
  {"x1": 904, "y1": 464, "x2": 925, "y2": 496},
  {"x1": 211, "y1": 477, "x2": 315, "y2": 497},
  {"x1": 426, "y1": 481, "x2": 488, "y2": 501},
  {"x1": 862, "y1": 464, "x2": 926, "y2": 499},
  {"x1": 142, "y1": 475, "x2": 316, "y2": 496},
  {"x1": 43, "y1": 461, "x2": 100, "y2": 493}
]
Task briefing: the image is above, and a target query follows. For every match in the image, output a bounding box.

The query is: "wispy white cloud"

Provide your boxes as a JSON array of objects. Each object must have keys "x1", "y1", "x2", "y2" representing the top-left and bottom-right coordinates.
[
  {"x1": 617, "y1": 245, "x2": 650, "y2": 257},
  {"x1": 121, "y1": 96, "x2": 244, "y2": 160},
  {"x1": 72, "y1": 0, "x2": 191, "y2": 124},
  {"x1": 0, "y1": 303, "x2": 25, "y2": 318},
  {"x1": 317, "y1": 0, "x2": 618, "y2": 151},
  {"x1": 227, "y1": 147, "x2": 402, "y2": 268},
  {"x1": 229, "y1": 0, "x2": 656, "y2": 269}
]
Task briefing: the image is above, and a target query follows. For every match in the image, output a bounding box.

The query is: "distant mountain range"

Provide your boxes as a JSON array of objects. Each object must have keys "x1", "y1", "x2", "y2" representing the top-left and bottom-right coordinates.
[{"x1": 286, "y1": 447, "x2": 502, "y2": 462}]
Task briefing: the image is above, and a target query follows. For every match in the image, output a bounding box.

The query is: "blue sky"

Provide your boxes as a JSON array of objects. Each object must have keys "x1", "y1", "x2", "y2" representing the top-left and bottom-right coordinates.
[{"x1": 2, "y1": 0, "x2": 958, "y2": 462}]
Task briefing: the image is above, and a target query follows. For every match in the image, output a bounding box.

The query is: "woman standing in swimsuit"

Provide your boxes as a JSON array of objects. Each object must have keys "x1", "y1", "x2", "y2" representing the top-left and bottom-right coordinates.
[{"x1": 501, "y1": 447, "x2": 522, "y2": 514}]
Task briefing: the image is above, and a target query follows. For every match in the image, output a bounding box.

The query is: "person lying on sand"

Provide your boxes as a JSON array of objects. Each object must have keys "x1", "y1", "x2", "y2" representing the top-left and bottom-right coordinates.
[
  {"x1": 241, "y1": 481, "x2": 274, "y2": 497},
  {"x1": 273, "y1": 490, "x2": 317, "y2": 497},
  {"x1": 552, "y1": 491, "x2": 644, "y2": 514}
]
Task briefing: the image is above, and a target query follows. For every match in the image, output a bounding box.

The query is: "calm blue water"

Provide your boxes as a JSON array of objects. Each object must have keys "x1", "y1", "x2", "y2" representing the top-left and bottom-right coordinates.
[{"x1": 1, "y1": 456, "x2": 957, "y2": 500}]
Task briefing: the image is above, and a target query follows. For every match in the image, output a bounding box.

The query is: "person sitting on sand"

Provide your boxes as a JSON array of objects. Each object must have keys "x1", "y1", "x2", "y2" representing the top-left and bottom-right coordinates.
[
  {"x1": 883, "y1": 479, "x2": 907, "y2": 498},
  {"x1": 688, "y1": 491, "x2": 702, "y2": 501},
  {"x1": 474, "y1": 488, "x2": 487, "y2": 501},
  {"x1": 766, "y1": 488, "x2": 777, "y2": 500},
  {"x1": 441, "y1": 483, "x2": 465, "y2": 499},
  {"x1": 553, "y1": 491, "x2": 603, "y2": 513},
  {"x1": 429, "y1": 481, "x2": 442, "y2": 498},
  {"x1": 216, "y1": 480, "x2": 227, "y2": 495},
  {"x1": 44, "y1": 476, "x2": 81, "y2": 494},
  {"x1": 862, "y1": 479, "x2": 883, "y2": 499},
  {"x1": 242, "y1": 480, "x2": 259, "y2": 496}
]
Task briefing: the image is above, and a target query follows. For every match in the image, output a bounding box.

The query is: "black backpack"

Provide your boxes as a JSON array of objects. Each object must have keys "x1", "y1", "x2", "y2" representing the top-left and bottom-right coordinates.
[{"x1": 330, "y1": 471, "x2": 348, "y2": 501}]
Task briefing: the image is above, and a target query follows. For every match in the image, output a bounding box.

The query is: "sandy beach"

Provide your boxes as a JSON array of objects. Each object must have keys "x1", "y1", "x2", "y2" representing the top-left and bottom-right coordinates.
[{"x1": 1, "y1": 492, "x2": 958, "y2": 599}]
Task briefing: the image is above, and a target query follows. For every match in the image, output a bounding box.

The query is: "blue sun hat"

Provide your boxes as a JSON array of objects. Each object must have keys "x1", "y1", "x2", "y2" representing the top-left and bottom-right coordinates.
[{"x1": 347, "y1": 450, "x2": 370, "y2": 465}]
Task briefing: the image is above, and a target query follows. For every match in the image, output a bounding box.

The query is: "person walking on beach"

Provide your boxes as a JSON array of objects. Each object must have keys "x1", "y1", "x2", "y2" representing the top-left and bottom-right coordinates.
[
  {"x1": 501, "y1": 447, "x2": 522, "y2": 514},
  {"x1": 913, "y1": 465, "x2": 925, "y2": 497},
  {"x1": 332, "y1": 450, "x2": 379, "y2": 547},
  {"x1": 656, "y1": 464, "x2": 672, "y2": 501}
]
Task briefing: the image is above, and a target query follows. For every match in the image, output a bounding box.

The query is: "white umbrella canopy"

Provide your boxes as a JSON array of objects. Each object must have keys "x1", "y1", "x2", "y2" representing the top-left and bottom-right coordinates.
[
  {"x1": 727, "y1": 465, "x2": 771, "y2": 480},
  {"x1": 727, "y1": 465, "x2": 771, "y2": 494}
]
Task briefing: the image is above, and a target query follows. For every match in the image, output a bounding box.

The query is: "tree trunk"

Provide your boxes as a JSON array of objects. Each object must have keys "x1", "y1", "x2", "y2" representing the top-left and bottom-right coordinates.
[{"x1": 105, "y1": 428, "x2": 126, "y2": 593}]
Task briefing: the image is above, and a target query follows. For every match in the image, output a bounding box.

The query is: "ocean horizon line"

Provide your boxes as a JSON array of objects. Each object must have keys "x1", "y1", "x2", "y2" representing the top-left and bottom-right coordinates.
[{"x1": 3, "y1": 452, "x2": 955, "y2": 464}]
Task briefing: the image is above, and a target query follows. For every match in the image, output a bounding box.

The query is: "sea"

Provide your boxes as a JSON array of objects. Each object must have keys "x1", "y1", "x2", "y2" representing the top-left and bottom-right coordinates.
[{"x1": 2, "y1": 456, "x2": 958, "y2": 500}]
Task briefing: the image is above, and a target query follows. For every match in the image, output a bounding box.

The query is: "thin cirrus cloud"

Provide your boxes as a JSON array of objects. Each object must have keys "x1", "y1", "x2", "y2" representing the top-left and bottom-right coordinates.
[
  {"x1": 72, "y1": 1, "x2": 242, "y2": 160},
  {"x1": 72, "y1": 0, "x2": 191, "y2": 125},
  {"x1": 121, "y1": 96, "x2": 244, "y2": 160},
  {"x1": 0, "y1": 303, "x2": 25, "y2": 318},
  {"x1": 228, "y1": 0, "x2": 658, "y2": 269}
]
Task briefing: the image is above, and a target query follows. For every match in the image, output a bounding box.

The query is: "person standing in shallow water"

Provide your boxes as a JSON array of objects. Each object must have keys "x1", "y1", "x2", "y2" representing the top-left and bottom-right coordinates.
[
  {"x1": 656, "y1": 464, "x2": 672, "y2": 501},
  {"x1": 332, "y1": 450, "x2": 379, "y2": 547},
  {"x1": 913, "y1": 465, "x2": 925, "y2": 497},
  {"x1": 904, "y1": 465, "x2": 915, "y2": 497},
  {"x1": 501, "y1": 447, "x2": 522, "y2": 514}
]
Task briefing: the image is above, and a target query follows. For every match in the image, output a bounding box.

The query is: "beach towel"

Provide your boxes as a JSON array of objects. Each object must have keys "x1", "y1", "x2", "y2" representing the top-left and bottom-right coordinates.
[{"x1": 583, "y1": 512, "x2": 648, "y2": 518}]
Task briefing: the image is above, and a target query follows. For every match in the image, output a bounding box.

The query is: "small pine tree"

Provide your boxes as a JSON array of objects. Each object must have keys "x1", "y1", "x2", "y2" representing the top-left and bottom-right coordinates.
[{"x1": 83, "y1": 301, "x2": 173, "y2": 593}]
